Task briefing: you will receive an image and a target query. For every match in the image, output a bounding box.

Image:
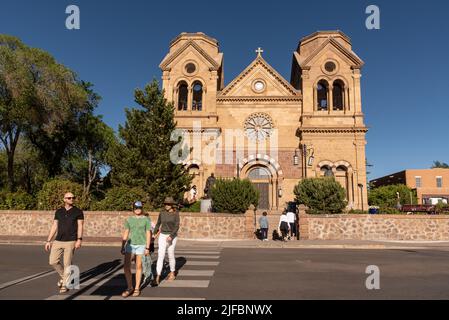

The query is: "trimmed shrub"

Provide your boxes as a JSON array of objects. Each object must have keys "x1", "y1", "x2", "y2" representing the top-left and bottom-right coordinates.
[
  {"x1": 211, "y1": 178, "x2": 259, "y2": 214},
  {"x1": 180, "y1": 201, "x2": 201, "y2": 212},
  {"x1": 347, "y1": 209, "x2": 369, "y2": 215},
  {"x1": 368, "y1": 184, "x2": 417, "y2": 207},
  {"x1": 436, "y1": 202, "x2": 449, "y2": 214},
  {"x1": 294, "y1": 177, "x2": 347, "y2": 214},
  {"x1": 90, "y1": 186, "x2": 149, "y2": 211},
  {"x1": 37, "y1": 179, "x2": 87, "y2": 210},
  {"x1": 0, "y1": 191, "x2": 36, "y2": 210},
  {"x1": 379, "y1": 207, "x2": 403, "y2": 215}
]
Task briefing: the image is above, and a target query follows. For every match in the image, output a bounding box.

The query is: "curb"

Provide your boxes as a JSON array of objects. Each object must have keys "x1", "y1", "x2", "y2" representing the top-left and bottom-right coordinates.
[{"x1": 0, "y1": 240, "x2": 446, "y2": 251}]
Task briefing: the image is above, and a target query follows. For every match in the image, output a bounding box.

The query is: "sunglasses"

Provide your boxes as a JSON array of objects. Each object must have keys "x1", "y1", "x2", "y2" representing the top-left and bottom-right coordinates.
[{"x1": 65, "y1": 197, "x2": 76, "y2": 200}]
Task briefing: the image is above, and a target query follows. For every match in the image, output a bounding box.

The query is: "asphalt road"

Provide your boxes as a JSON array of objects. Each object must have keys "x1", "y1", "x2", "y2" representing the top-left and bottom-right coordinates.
[{"x1": 0, "y1": 244, "x2": 448, "y2": 300}]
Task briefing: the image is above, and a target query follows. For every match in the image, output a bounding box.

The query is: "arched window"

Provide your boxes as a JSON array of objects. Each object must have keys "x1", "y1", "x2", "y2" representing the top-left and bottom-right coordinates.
[
  {"x1": 320, "y1": 165, "x2": 334, "y2": 177},
  {"x1": 248, "y1": 166, "x2": 271, "y2": 180},
  {"x1": 317, "y1": 80, "x2": 329, "y2": 111},
  {"x1": 177, "y1": 81, "x2": 188, "y2": 111},
  {"x1": 188, "y1": 164, "x2": 200, "y2": 176},
  {"x1": 192, "y1": 81, "x2": 203, "y2": 111},
  {"x1": 336, "y1": 165, "x2": 349, "y2": 200},
  {"x1": 333, "y1": 80, "x2": 344, "y2": 111}
]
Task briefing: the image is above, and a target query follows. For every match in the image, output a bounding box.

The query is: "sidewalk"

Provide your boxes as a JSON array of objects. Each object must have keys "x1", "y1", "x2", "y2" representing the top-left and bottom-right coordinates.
[{"x1": 1, "y1": 235, "x2": 449, "y2": 250}]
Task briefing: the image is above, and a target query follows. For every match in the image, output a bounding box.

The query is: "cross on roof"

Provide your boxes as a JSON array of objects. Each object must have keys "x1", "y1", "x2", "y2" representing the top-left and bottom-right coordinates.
[{"x1": 255, "y1": 47, "x2": 264, "y2": 57}]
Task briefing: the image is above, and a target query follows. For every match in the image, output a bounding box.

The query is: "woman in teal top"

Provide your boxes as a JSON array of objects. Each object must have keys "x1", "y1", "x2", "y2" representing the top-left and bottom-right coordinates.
[{"x1": 121, "y1": 201, "x2": 152, "y2": 298}]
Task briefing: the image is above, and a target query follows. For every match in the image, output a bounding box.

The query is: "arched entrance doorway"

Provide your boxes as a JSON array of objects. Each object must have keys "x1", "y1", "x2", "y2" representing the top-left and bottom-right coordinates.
[
  {"x1": 247, "y1": 166, "x2": 271, "y2": 210},
  {"x1": 239, "y1": 155, "x2": 284, "y2": 211}
]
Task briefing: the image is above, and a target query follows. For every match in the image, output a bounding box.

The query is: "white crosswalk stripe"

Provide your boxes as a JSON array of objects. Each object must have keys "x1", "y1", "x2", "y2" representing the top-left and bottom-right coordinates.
[
  {"x1": 185, "y1": 261, "x2": 219, "y2": 266},
  {"x1": 177, "y1": 270, "x2": 215, "y2": 277},
  {"x1": 44, "y1": 246, "x2": 223, "y2": 300},
  {"x1": 158, "y1": 280, "x2": 210, "y2": 288}
]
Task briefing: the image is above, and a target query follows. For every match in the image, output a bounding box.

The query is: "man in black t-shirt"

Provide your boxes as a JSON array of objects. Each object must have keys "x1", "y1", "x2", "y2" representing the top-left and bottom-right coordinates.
[{"x1": 45, "y1": 192, "x2": 84, "y2": 294}]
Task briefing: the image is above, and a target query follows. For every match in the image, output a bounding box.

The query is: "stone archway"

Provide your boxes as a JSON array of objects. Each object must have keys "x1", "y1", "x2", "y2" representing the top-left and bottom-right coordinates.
[
  {"x1": 183, "y1": 159, "x2": 204, "y2": 198},
  {"x1": 316, "y1": 160, "x2": 355, "y2": 208},
  {"x1": 239, "y1": 154, "x2": 284, "y2": 211}
]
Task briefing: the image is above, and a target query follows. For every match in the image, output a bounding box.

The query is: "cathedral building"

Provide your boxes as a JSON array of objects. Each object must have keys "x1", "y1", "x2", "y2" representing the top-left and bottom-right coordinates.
[{"x1": 160, "y1": 31, "x2": 368, "y2": 211}]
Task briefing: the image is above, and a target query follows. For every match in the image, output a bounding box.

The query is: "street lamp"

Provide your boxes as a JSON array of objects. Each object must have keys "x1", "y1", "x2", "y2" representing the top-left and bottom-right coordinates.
[
  {"x1": 396, "y1": 191, "x2": 402, "y2": 210},
  {"x1": 293, "y1": 146, "x2": 315, "y2": 166},
  {"x1": 293, "y1": 149, "x2": 300, "y2": 166},
  {"x1": 308, "y1": 153, "x2": 315, "y2": 167}
]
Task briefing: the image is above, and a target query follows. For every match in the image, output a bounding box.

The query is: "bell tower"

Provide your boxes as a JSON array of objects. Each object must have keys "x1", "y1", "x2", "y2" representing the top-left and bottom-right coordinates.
[
  {"x1": 291, "y1": 31, "x2": 368, "y2": 210},
  {"x1": 159, "y1": 32, "x2": 224, "y2": 129},
  {"x1": 159, "y1": 33, "x2": 224, "y2": 197}
]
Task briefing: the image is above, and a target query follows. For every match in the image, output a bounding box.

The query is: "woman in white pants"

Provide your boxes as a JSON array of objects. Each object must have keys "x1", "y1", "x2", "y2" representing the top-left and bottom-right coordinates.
[{"x1": 153, "y1": 197, "x2": 180, "y2": 285}]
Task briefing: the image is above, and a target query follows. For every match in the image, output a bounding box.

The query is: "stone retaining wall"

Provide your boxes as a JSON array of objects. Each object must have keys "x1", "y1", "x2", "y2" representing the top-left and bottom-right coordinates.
[
  {"x1": 299, "y1": 213, "x2": 449, "y2": 241},
  {"x1": 2, "y1": 210, "x2": 449, "y2": 241},
  {"x1": 0, "y1": 210, "x2": 255, "y2": 240}
]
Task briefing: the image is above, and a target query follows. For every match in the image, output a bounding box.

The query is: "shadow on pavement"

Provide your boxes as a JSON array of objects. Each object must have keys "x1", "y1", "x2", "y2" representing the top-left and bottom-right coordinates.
[
  {"x1": 91, "y1": 256, "x2": 188, "y2": 295},
  {"x1": 64, "y1": 259, "x2": 123, "y2": 300}
]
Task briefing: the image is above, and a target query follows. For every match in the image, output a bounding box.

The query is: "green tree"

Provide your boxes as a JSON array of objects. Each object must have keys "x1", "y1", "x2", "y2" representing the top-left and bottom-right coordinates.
[
  {"x1": 0, "y1": 35, "x2": 31, "y2": 191},
  {"x1": 63, "y1": 112, "x2": 116, "y2": 205},
  {"x1": 90, "y1": 186, "x2": 148, "y2": 211},
  {"x1": 107, "y1": 80, "x2": 192, "y2": 209},
  {"x1": 368, "y1": 184, "x2": 417, "y2": 208},
  {"x1": 211, "y1": 178, "x2": 259, "y2": 214},
  {"x1": 432, "y1": 161, "x2": 449, "y2": 169},
  {"x1": 37, "y1": 178, "x2": 87, "y2": 210},
  {"x1": 0, "y1": 34, "x2": 94, "y2": 190},
  {"x1": 13, "y1": 139, "x2": 47, "y2": 195},
  {"x1": 24, "y1": 76, "x2": 94, "y2": 178},
  {"x1": 294, "y1": 177, "x2": 347, "y2": 214}
]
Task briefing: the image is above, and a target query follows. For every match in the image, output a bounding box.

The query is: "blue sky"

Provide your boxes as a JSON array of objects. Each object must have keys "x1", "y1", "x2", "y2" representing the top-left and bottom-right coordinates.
[{"x1": 1, "y1": 0, "x2": 448, "y2": 180}]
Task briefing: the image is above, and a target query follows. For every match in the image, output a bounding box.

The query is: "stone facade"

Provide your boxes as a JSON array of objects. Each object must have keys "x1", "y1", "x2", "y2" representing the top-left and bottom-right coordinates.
[
  {"x1": 300, "y1": 213, "x2": 449, "y2": 241},
  {"x1": 159, "y1": 31, "x2": 368, "y2": 211},
  {"x1": 0, "y1": 211, "x2": 254, "y2": 240}
]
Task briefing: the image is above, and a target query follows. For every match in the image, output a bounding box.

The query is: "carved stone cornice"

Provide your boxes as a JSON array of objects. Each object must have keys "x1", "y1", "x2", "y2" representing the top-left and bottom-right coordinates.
[
  {"x1": 160, "y1": 40, "x2": 221, "y2": 71},
  {"x1": 219, "y1": 56, "x2": 299, "y2": 96},
  {"x1": 298, "y1": 127, "x2": 368, "y2": 134},
  {"x1": 217, "y1": 96, "x2": 302, "y2": 103}
]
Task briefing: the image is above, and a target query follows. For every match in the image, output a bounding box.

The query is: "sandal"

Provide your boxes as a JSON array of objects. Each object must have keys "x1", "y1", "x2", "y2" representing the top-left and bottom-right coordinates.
[
  {"x1": 121, "y1": 288, "x2": 134, "y2": 298},
  {"x1": 132, "y1": 289, "x2": 141, "y2": 297},
  {"x1": 59, "y1": 286, "x2": 69, "y2": 294},
  {"x1": 57, "y1": 279, "x2": 64, "y2": 288},
  {"x1": 167, "y1": 272, "x2": 176, "y2": 281},
  {"x1": 152, "y1": 276, "x2": 160, "y2": 286}
]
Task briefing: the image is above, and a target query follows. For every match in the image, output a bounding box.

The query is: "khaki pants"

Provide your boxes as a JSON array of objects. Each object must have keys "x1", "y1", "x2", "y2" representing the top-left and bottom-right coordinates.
[{"x1": 49, "y1": 241, "x2": 76, "y2": 284}]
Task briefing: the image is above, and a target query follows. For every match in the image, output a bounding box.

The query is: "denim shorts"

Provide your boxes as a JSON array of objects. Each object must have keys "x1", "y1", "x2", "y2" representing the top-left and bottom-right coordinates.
[{"x1": 125, "y1": 244, "x2": 146, "y2": 255}]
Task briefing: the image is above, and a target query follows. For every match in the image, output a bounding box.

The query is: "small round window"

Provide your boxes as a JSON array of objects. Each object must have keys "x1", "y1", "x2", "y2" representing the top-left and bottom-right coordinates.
[
  {"x1": 324, "y1": 61, "x2": 336, "y2": 73},
  {"x1": 253, "y1": 80, "x2": 266, "y2": 92},
  {"x1": 185, "y1": 63, "x2": 196, "y2": 74}
]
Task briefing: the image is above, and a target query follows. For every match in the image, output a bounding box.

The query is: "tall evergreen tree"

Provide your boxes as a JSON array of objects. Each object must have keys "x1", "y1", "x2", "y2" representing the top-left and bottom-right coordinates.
[
  {"x1": 107, "y1": 80, "x2": 192, "y2": 209},
  {"x1": 432, "y1": 161, "x2": 449, "y2": 169}
]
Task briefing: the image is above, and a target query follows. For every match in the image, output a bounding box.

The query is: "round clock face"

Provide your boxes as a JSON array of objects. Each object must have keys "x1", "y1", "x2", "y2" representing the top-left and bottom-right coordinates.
[
  {"x1": 254, "y1": 81, "x2": 265, "y2": 91},
  {"x1": 244, "y1": 113, "x2": 273, "y2": 141}
]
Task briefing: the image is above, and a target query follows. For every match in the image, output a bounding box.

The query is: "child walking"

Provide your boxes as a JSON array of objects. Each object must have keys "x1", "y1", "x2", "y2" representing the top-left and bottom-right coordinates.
[{"x1": 121, "y1": 201, "x2": 152, "y2": 298}]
